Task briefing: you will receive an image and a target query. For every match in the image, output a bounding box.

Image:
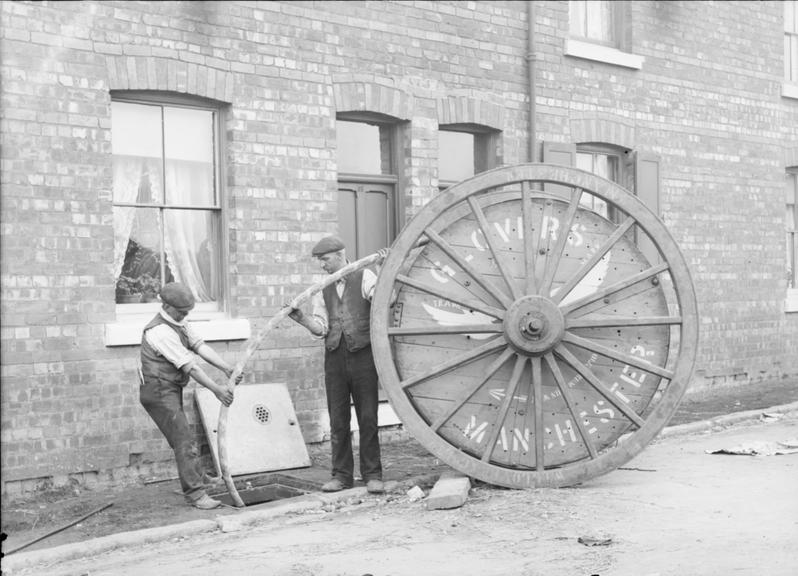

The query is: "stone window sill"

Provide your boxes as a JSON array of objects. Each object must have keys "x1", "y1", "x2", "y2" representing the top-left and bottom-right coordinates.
[
  {"x1": 105, "y1": 315, "x2": 251, "y2": 347},
  {"x1": 786, "y1": 289, "x2": 798, "y2": 313},
  {"x1": 565, "y1": 38, "x2": 644, "y2": 70},
  {"x1": 783, "y1": 82, "x2": 798, "y2": 100}
]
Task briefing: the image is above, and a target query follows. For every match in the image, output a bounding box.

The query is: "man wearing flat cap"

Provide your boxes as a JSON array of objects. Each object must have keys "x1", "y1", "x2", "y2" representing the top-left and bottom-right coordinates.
[
  {"x1": 288, "y1": 236, "x2": 387, "y2": 494},
  {"x1": 139, "y1": 282, "x2": 243, "y2": 509}
]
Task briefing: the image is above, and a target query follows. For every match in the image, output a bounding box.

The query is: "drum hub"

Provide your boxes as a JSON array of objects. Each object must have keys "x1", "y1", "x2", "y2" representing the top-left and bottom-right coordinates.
[{"x1": 504, "y1": 295, "x2": 564, "y2": 355}]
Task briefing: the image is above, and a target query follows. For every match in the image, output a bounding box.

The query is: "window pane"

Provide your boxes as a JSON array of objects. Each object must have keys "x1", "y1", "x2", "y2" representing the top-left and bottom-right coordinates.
[
  {"x1": 115, "y1": 207, "x2": 165, "y2": 304},
  {"x1": 585, "y1": 1, "x2": 613, "y2": 42},
  {"x1": 363, "y1": 188, "x2": 393, "y2": 255},
  {"x1": 439, "y1": 131, "x2": 475, "y2": 182},
  {"x1": 594, "y1": 153, "x2": 618, "y2": 181},
  {"x1": 164, "y1": 209, "x2": 219, "y2": 303},
  {"x1": 337, "y1": 121, "x2": 382, "y2": 174},
  {"x1": 575, "y1": 150, "x2": 616, "y2": 218},
  {"x1": 164, "y1": 108, "x2": 215, "y2": 207},
  {"x1": 111, "y1": 102, "x2": 162, "y2": 158},
  {"x1": 570, "y1": 0, "x2": 614, "y2": 43},
  {"x1": 113, "y1": 156, "x2": 163, "y2": 204},
  {"x1": 570, "y1": 1, "x2": 586, "y2": 36},
  {"x1": 111, "y1": 103, "x2": 163, "y2": 204},
  {"x1": 576, "y1": 152, "x2": 593, "y2": 171}
]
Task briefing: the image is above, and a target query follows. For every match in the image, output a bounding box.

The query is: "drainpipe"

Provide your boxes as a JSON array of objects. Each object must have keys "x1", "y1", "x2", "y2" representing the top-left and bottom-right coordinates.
[{"x1": 526, "y1": 0, "x2": 537, "y2": 162}]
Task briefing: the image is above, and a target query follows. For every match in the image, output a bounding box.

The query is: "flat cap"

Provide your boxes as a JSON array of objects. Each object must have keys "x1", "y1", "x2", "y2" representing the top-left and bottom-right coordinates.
[
  {"x1": 159, "y1": 282, "x2": 196, "y2": 311},
  {"x1": 311, "y1": 235, "x2": 346, "y2": 257}
]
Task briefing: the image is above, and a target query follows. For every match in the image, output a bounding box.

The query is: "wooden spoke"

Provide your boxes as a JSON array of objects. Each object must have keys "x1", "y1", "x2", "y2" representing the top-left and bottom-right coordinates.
[
  {"x1": 423, "y1": 228, "x2": 513, "y2": 309},
  {"x1": 533, "y1": 195, "x2": 556, "y2": 295},
  {"x1": 467, "y1": 196, "x2": 521, "y2": 300},
  {"x1": 417, "y1": 250, "x2": 494, "y2": 307},
  {"x1": 522, "y1": 181, "x2": 538, "y2": 295},
  {"x1": 539, "y1": 187, "x2": 583, "y2": 296},
  {"x1": 560, "y1": 262, "x2": 670, "y2": 316},
  {"x1": 399, "y1": 336, "x2": 508, "y2": 389},
  {"x1": 431, "y1": 347, "x2": 516, "y2": 431},
  {"x1": 530, "y1": 356, "x2": 545, "y2": 471},
  {"x1": 481, "y1": 355, "x2": 527, "y2": 462},
  {"x1": 553, "y1": 344, "x2": 646, "y2": 428},
  {"x1": 388, "y1": 324, "x2": 503, "y2": 336},
  {"x1": 561, "y1": 332, "x2": 675, "y2": 379},
  {"x1": 396, "y1": 274, "x2": 506, "y2": 320},
  {"x1": 551, "y1": 216, "x2": 635, "y2": 304},
  {"x1": 566, "y1": 315, "x2": 681, "y2": 329},
  {"x1": 543, "y1": 353, "x2": 598, "y2": 459}
]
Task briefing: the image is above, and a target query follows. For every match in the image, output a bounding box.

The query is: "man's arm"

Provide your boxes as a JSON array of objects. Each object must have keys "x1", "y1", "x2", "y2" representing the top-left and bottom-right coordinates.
[
  {"x1": 287, "y1": 291, "x2": 327, "y2": 337},
  {"x1": 288, "y1": 309, "x2": 325, "y2": 337},
  {"x1": 145, "y1": 325, "x2": 236, "y2": 406},
  {"x1": 195, "y1": 343, "x2": 235, "y2": 379},
  {"x1": 186, "y1": 363, "x2": 235, "y2": 407},
  {"x1": 362, "y1": 248, "x2": 390, "y2": 302}
]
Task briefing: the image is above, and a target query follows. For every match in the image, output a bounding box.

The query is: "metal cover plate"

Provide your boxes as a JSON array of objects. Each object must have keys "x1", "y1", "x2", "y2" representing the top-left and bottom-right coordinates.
[{"x1": 194, "y1": 383, "x2": 310, "y2": 476}]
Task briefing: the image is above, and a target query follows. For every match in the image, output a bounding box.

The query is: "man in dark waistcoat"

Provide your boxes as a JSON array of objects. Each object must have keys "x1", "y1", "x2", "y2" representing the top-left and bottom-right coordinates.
[
  {"x1": 288, "y1": 236, "x2": 387, "y2": 494},
  {"x1": 139, "y1": 282, "x2": 242, "y2": 509}
]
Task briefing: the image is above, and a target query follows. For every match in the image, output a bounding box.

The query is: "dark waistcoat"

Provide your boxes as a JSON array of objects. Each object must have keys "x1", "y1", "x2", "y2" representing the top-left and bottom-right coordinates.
[
  {"x1": 323, "y1": 269, "x2": 371, "y2": 352},
  {"x1": 140, "y1": 314, "x2": 192, "y2": 387}
]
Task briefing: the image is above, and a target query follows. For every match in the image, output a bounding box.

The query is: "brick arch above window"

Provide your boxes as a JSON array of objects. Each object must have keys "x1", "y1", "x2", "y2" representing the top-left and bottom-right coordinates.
[
  {"x1": 104, "y1": 56, "x2": 233, "y2": 103},
  {"x1": 569, "y1": 116, "x2": 636, "y2": 151},
  {"x1": 333, "y1": 82, "x2": 413, "y2": 120},
  {"x1": 436, "y1": 96, "x2": 504, "y2": 129}
]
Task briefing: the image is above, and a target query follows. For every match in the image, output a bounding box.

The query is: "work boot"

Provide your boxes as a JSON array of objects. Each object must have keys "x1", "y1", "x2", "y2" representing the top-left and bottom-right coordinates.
[
  {"x1": 366, "y1": 479, "x2": 385, "y2": 494},
  {"x1": 191, "y1": 493, "x2": 221, "y2": 510},
  {"x1": 321, "y1": 478, "x2": 351, "y2": 492}
]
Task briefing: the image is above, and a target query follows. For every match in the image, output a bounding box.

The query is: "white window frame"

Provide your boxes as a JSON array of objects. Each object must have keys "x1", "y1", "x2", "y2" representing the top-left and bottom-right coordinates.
[
  {"x1": 105, "y1": 92, "x2": 249, "y2": 346},
  {"x1": 565, "y1": 1, "x2": 644, "y2": 70}
]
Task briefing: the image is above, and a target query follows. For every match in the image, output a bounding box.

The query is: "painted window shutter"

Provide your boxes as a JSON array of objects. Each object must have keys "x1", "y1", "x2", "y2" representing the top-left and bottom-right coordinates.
[
  {"x1": 542, "y1": 141, "x2": 577, "y2": 198},
  {"x1": 634, "y1": 152, "x2": 662, "y2": 264}
]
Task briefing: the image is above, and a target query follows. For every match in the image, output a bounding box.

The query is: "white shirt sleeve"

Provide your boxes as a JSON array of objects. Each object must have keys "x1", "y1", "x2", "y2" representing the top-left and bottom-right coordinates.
[
  {"x1": 309, "y1": 291, "x2": 329, "y2": 338},
  {"x1": 362, "y1": 268, "x2": 378, "y2": 301}
]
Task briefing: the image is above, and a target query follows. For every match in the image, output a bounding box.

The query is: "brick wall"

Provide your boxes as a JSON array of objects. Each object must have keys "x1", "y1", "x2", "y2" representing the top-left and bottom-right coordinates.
[{"x1": 1, "y1": 0, "x2": 796, "y2": 493}]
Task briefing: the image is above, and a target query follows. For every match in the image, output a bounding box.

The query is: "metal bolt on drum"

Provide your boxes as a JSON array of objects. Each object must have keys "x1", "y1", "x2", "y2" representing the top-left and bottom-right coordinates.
[{"x1": 371, "y1": 163, "x2": 698, "y2": 488}]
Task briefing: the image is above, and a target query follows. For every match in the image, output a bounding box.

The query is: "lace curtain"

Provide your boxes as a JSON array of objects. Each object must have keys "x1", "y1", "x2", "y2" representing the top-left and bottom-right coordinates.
[
  {"x1": 163, "y1": 160, "x2": 213, "y2": 302},
  {"x1": 112, "y1": 157, "x2": 161, "y2": 279},
  {"x1": 113, "y1": 156, "x2": 214, "y2": 303}
]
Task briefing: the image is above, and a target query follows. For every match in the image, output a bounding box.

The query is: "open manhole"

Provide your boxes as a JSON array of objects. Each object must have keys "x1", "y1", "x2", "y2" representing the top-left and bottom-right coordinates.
[{"x1": 209, "y1": 473, "x2": 322, "y2": 507}]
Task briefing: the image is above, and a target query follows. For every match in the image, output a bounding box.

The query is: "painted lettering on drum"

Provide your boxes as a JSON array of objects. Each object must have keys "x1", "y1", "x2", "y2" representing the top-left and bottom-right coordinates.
[
  {"x1": 428, "y1": 215, "x2": 587, "y2": 285},
  {"x1": 468, "y1": 215, "x2": 586, "y2": 252}
]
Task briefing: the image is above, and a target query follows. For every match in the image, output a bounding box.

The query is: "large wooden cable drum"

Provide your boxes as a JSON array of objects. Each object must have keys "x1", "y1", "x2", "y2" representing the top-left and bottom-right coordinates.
[{"x1": 371, "y1": 163, "x2": 698, "y2": 488}]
